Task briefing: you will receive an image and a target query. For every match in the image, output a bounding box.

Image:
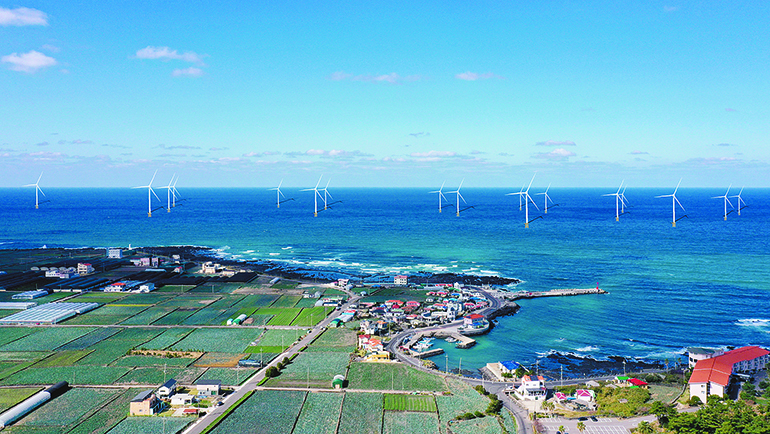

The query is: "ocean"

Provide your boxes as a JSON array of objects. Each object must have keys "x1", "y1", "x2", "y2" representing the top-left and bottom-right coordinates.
[{"x1": 1, "y1": 187, "x2": 768, "y2": 377}]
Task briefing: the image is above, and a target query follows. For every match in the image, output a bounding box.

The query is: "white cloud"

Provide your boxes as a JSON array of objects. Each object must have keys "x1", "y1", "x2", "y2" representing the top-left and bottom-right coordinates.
[
  {"x1": 535, "y1": 140, "x2": 576, "y2": 147},
  {"x1": 455, "y1": 71, "x2": 503, "y2": 81},
  {"x1": 172, "y1": 67, "x2": 204, "y2": 77},
  {"x1": 135, "y1": 46, "x2": 206, "y2": 64},
  {"x1": 328, "y1": 71, "x2": 352, "y2": 81},
  {"x1": 41, "y1": 44, "x2": 60, "y2": 53},
  {"x1": 0, "y1": 7, "x2": 48, "y2": 26},
  {"x1": 533, "y1": 148, "x2": 576, "y2": 160},
  {"x1": 410, "y1": 150, "x2": 456, "y2": 158},
  {"x1": 330, "y1": 71, "x2": 422, "y2": 84},
  {"x1": 1, "y1": 50, "x2": 57, "y2": 73}
]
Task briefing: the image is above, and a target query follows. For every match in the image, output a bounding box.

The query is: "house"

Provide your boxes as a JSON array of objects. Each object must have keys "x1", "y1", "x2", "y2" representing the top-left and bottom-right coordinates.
[
  {"x1": 689, "y1": 346, "x2": 770, "y2": 403},
  {"x1": 394, "y1": 275, "x2": 408, "y2": 285},
  {"x1": 77, "y1": 263, "x2": 94, "y2": 275},
  {"x1": 462, "y1": 314, "x2": 486, "y2": 329},
  {"x1": 332, "y1": 375, "x2": 345, "y2": 389},
  {"x1": 170, "y1": 393, "x2": 197, "y2": 406},
  {"x1": 201, "y1": 262, "x2": 219, "y2": 274},
  {"x1": 129, "y1": 390, "x2": 161, "y2": 416},
  {"x1": 337, "y1": 278, "x2": 349, "y2": 287},
  {"x1": 158, "y1": 378, "x2": 177, "y2": 397},
  {"x1": 576, "y1": 389, "x2": 595, "y2": 402},
  {"x1": 515, "y1": 375, "x2": 547, "y2": 401},
  {"x1": 627, "y1": 378, "x2": 648, "y2": 388},
  {"x1": 687, "y1": 347, "x2": 725, "y2": 368},
  {"x1": 107, "y1": 248, "x2": 123, "y2": 259},
  {"x1": 498, "y1": 361, "x2": 521, "y2": 375},
  {"x1": 138, "y1": 282, "x2": 155, "y2": 293},
  {"x1": 365, "y1": 351, "x2": 391, "y2": 362},
  {"x1": 196, "y1": 379, "x2": 221, "y2": 396}
]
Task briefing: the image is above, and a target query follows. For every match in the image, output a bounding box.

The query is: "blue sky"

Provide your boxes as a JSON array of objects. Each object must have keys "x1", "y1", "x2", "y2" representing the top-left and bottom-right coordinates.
[{"x1": 2, "y1": 1, "x2": 768, "y2": 188}]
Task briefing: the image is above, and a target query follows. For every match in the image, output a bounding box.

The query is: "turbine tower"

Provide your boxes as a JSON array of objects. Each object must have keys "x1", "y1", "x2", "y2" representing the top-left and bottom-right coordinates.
[
  {"x1": 602, "y1": 180, "x2": 624, "y2": 221},
  {"x1": 536, "y1": 183, "x2": 554, "y2": 214},
  {"x1": 711, "y1": 185, "x2": 734, "y2": 221},
  {"x1": 428, "y1": 182, "x2": 449, "y2": 213},
  {"x1": 301, "y1": 176, "x2": 324, "y2": 217},
  {"x1": 730, "y1": 187, "x2": 747, "y2": 216},
  {"x1": 322, "y1": 179, "x2": 333, "y2": 210},
  {"x1": 132, "y1": 170, "x2": 161, "y2": 217},
  {"x1": 161, "y1": 174, "x2": 176, "y2": 212},
  {"x1": 448, "y1": 180, "x2": 466, "y2": 217},
  {"x1": 171, "y1": 176, "x2": 180, "y2": 208},
  {"x1": 655, "y1": 179, "x2": 686, "y2": 227},
  {"x1": 23, "y1": 172, "x2": 46, "y2": 209},
  {"x1": 269, "y1": 180, "x2": 286, "y2": 208},
  {"x1": 507, "y1": 174, "x2": 539, "y2": 228}
]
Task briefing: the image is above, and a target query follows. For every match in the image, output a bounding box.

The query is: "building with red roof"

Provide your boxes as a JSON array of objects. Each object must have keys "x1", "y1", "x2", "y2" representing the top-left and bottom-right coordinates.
[{"x1": 689, "y1": 345, "x2": 769, "y2": 403}]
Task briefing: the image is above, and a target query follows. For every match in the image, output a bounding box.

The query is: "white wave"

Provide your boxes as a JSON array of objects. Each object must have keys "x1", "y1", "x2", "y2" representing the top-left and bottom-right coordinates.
[
  {"x1": 736, "y1": 318, "x2": 770, "y2": 327},
  {"x1": 269, "y1": 253, "x2": 280, "y2": 256},
  {"x1": 282, "y1": 246, "x2": 293, "y2": 250},
  {"x1": 243, "y1": 250, "x2": 255, "y2": 254},
  {"x1": 575, "y1": 345, "x2": 599, "y2": 352}
]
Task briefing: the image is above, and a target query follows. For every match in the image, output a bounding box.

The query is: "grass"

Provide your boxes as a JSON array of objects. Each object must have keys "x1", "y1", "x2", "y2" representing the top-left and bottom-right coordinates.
[
  {"x1": 197, "y1": 367, "x2": 257, "y2": 386},
  {"x1": 383, "y1": 394, "x2": 437, "y2": 412},
  {"x1": 0, "y1": 327, "x2": 38, "y2": 346},
  {"x1": 0, "y1": 327, "x2": 96, "y2": 352},
  {"x1": 382, "y1": 411, "x2": 440, "y2": 434},
  {"x1": 1, "y1": 366, "x2": 131, "y2": 386},
  {"x1": 31, "y1": 349, "x2": 93, "y2": 368},
  {"x1": 57, "y1": 327, "x2": 122, "y2": 351},
  {"x1": 649, "y1": 384, "x2": 683, "y2": 403},
  {"x1": 338, "y1": 392, "x2": 383, "y2": 434},
  {"x1": 347, "y1": 362, "x2": 448, "y2": 392},
  {"x1": 120, "y1": 307, "x2": 175, "y2": 325},
  {"x1": 151, "y1": 308, "x2": 197, "y2": 325},
  {"x1": 207, "y1": 389, "x2": 306, "y2": 434},
  {"x1": 291, "y1": 306, "x2": 334, "y2": 327},
  {"x1": 0, "y1": 360, "x2": 36, "y2": 380},
  {"x1": 0, "y1": 387, "x2": 41, "y2": 412},
  {"x1": 292, "y1": 392, "x2": 345, "y2": 434},
  {"x1": 193, "y1": 352, "x2": 244, "y2": 368},
  {"x1": 264, "y1": 352, "x2": 350, "y2": 389},
  {"x1": 169, "y1": 328, "x2": 261, "y2": 353},
  {"x1": 252, "y1": 307, "x2": 301, "y2": 326},
  {"x1": 306, "y1": 326, "x2": 357, "y2": 352}
]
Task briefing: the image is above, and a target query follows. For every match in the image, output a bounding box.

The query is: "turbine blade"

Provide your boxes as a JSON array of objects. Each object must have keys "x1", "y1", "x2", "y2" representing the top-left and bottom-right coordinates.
[
  {"x1": 151, "y1": 187, "x2": 161, "y2": 202},
  {"x1": 458, "y1": 191, "x2": 466, "y2": 204},
  {"x1": 149, "y1": 170, "x2": 158, "y2": 186},
  {"x1": 38, "y1": 186, "x2": 46, "y2": 197},
  {"x1": 673, "y1": 178, "x2": 682, "y2": 194},
  {"x1": 674, "y1": 196, "x2": 685, "y2": 211},
  {"x1": 528, "y1": 194, "x2": 540, "y2": 210},
  {"x1": 36, "y1": 173, "x2": 43, "y2": 184},
  {"x1": 315, "y1": 175, "x2": 323, "y2": 189},
  {"x1": 278, "y1": 179, "x2": 283, "y2": 188},
  {"x1": 526, "y1": 173, "x2": 536, "y2": 192}
]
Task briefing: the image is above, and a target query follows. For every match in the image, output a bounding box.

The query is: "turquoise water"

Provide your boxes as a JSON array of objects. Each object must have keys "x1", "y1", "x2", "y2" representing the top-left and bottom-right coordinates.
[{"x1": 1, "y1": 187, "x2": 768, "y2": 374}]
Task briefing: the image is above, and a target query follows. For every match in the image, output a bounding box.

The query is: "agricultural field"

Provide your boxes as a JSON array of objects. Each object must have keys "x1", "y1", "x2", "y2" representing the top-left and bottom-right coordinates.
[
  {"x1": 0, "y1": 327, "x2": 37, "y2": 346},
  {"x1": 382, "y1": 411, "x2": 440, "y2": 434},
  {"x1": 65, "y1": 305, "x2": 150, "y2": 325},
  {"x1": 271, "y1": 281, "x2": 299, "y2": 289},
  {"x1": 197, "y1": 367, "x2": 256, "y2": 386},
  {"x1": 435, "y1": 378, "x2": 488, "y2": 421},
  {"x1": 112, "y1": 354, "x2": 197, "y2": 367},
  {"x1": 0, "y1": 327, "x2": 95, "y2": 352},
  {"x1": 76, "y1": 328, "x2": 163, "y2": 365},
  {"x1": 255, "y1": 307, "x2": 301, "y2": 326},
  {"x1": 291, "y1": 307, "x2": 333, "y2": 327},
  {"x1": 499, "y1": 409, "x2": 517, "y2": 434},
  {"x1": 68, "y1": 388, "x2": 142, "y2": 434},
  {"x1": 245, "y1": 314, "x2": 274, "y2": 326},
  {"x1": 265, "y1": 352, "x2": 350, "y2": 389},
  {"x1": 31, "y1": 350, "x2": 92, "y2": 368},
  {"x1": 115, "y1": 293, "x2": 176, "y2": 305},
  {"x1": 155, "y1": 284, "x2": 194, "y2": 293},
  {"x1": 151, "y1": 308, "x2": 198, "y2": 325},
  {"x1": 271, "y1": 295, "x2": 301, "y2": 308},
  {"x1": 193, "y1": 352, "x2": 243, "y2": 368},
  {"x1": 115, "y1": 366, "x2": 190, "y2": 385},
  {"x1": 347, "y1": 362, "x2": 448, "y2": 392},
  {"x1": 208, "y1": 389, "x2": 306, "y2": 434},
  {"x1": 292, "y1": 392, "x2": 344, "y2": 434},
  {"x1": 232, "y1": 294, "x2": 280, "y2": 309},
  {"x1": 1, "y1": 365, "x2": 130, "y2": 385},
  {"x1": 10, "y1": 387, "x2": 118, "y2": 431},
  {"x1": 250, "y1": 329, "x2": 303, "y2": 350},
  {"x1": 57, "y1": 327, "x2": 122, "y2": 351},
  {"x1": 337, "y1": 392, "x2": 383, "y2": 434},
  {"x1": 119, "y1": 306, "x2": 174, "y2": 325},
  {"x1": 383, "y1": 394, "x2": 437, "y2": 412},
  {"x1": 139, "y1": 328, "x2": 192, "y2": 350},
  {"x1": 169, "y1": 328, "x2": 260, "y2": 353},
  {"x1": 181, "y1": 307, "x2": 227, "y2": 325},
  {"x1": 449, "y1": 416, "x2": 505, "y2": 434},
  {"x1": 305, "y1": 326, "x2": 357, "y2": 352},
  {"x1": 0, "y1": 387, "x2": 40, "y2": 412},
  {"x1": 295, "y1": 297, "x2": 321, "y2": 308},
  {"x1": 106, "y1": 416, "x2": 194, "y2": 434},
  {"x1": 649, "y1": 384, "x2": 682, "y2": 402}
]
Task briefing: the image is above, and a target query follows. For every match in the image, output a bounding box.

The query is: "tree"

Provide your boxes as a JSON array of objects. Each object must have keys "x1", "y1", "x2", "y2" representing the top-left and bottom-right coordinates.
[
  {"x1": 558, "y1": 425, "x2": 565, "y2": 433},
  {"x1": 635, "y1": 421, "x2": 654, "y2": 434},
  {"x1": 265, "y1": 366, "x2": 279, "y2": 377},
  {"x1": 577, "y1": 421, "x2": 586, "y2": 433}
]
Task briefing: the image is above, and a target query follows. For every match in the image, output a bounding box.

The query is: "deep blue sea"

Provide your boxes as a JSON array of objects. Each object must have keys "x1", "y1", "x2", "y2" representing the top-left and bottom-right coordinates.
[{"x1": 1, "y1": 187, "x2": 768, "y2": 376}]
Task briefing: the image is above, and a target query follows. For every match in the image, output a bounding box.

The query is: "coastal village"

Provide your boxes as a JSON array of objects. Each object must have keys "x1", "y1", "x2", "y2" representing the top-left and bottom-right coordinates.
[{"x1": 0, "y1": 246, "x2": 768, "y2": 434}]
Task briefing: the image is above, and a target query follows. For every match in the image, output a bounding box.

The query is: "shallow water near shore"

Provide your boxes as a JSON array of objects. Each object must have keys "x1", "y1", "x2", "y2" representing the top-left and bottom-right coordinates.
[{"x1": 1, "y1": 187, "x2": 768, "y2": 375}]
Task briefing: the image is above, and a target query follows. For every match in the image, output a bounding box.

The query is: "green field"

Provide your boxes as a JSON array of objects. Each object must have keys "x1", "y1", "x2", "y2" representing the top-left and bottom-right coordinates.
[
  {"x1": 1, "y1": 365, "x2": 131, "y2": 385},
  {"x1": 208, "y1": 389, "x2": 306, "y2": 434},
  {"x1": 382, "y1": 411, "x2": 440, "y2": 434},
  {"x1": 140, "y1": 328, "x2": 193, "y2": 350},
  {"x1": 292, "y1": 392, "x2": 344, "y2": 434},
  {"x1": 435, "y1": 378, "x2": 488, "y2": 421},
  {"x1": 383, "y1": 394, "x2": 437, "y2": 412},
  {"x1": 68, "y1": 388, "x2": 142, "y2": 434},
  {"x1": 151, "y1": 308, "x2": 197, "y2": 325},
  {"x1": 291, "y1": 307, "x2": 333, "y2": 327},
  {"x1": 0, "y1": 327, "x2": 37, "y2": 346},
  {"x1": 265, "y1": 352, "x2": 350, "y2": 389},
  {"x1": 12, "y1": 387, "x2": 119, "y2": 429},
  {"x1": 0, "y1": 327, "x2": 95, "y2": 352},
  {"x1": 197, "y1": 367, "x2": 256, "y2": 386},
  {"x1": 347, "y1": 363, "x2": 448, "y2": 392},
  {"x1": 31, "y1": 349, "x2": 93, "y2": 368},
  {"x1": 112, "y1": 354, "x2": 197, "y2": 367},
  {"x1": 57, "y1": 327, "x2": 122, "y2": 351},
  {"x1": 270, "y1": 295, "x2": 301, "y2": 308},
  {"x1": 450, "y1": 415, "x2": 505, "y2": 434},
  {"x1": 169, "y1": 328, "x2": 261, "y2": 353},
  {"x1": 255, "y1": 307, "x2": 301, "y2": 326},
  {"x1": 120, "y1": 307, "x2": 174, "y2": 325},
  {"x1": 106, "y1": 416, "x2": 194, "y2": 434},
  {"x1": 338, "y1": 392, "x2": 383, "y2": 434},
  {"x1": 254, "y1": 329, "x2": 303, "y2": 348},
  {"x1": 305, "y1": 327, "x2": 357, "y2": 352},
  {"x1": 0, "y1": 387, "x2": 40, "y2": 412}
]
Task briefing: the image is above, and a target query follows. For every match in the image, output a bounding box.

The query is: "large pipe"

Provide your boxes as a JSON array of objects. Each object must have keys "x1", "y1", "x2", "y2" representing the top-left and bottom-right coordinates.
[{"x1": 0, "y1": 382, "x2": 68, "y2": 429}]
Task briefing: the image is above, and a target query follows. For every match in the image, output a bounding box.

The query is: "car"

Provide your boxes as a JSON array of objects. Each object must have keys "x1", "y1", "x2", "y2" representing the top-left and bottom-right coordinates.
[
  {"x1": 590, "y1": 416, "x2": 598, "y2": 422},
  {"x1": 578, "y1": 417, "x2": 588, "y2": 421}
]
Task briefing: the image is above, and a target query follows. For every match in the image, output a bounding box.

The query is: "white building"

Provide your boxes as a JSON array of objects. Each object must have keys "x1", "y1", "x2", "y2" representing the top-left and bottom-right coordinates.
[
  {"x1": 201, "y1": 262, "x2": 219, "y2": 274},
  {"x1": 394, "y1": 275, "x2": 408, "y2": 285},
  {"x1": 689, "y1": 346, "x2": 770, "y2": 403},
  {"x1": 158, "y1": 378, "x2": 177, "y2": 397},
  {"x1": 687, "y1": 347, "x2": 725, "y2": 369},
  {"x1": 515, "y1": 375, "x2": 547, "y2": 401},
  {"x1": 138, "y1": 283, "x2": 155, "y2": 293},
  {"x1": 107, "y1": 248, "x2": 123, "y2": 259},
  {"x1": 77, "y1": 263, "x2": 94, "y2": 275}
]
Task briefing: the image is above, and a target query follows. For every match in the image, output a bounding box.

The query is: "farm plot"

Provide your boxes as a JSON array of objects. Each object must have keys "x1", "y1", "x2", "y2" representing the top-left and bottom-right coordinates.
[
  {"x1": 449, "y1": 416, "x2": 504, "y2": 434},
  {"x1": 208, "y1": 389, "x2": 306, "y2": 434},
  {"x1": 271, "y1": 295, "x2": 301, "y2": 308},
  {"x1": 246, "y1": 314, "x2": 274, "y2": 326},
  {"x1": 383, "y1": 411, "x2": 440, "y2": 434},
  {"x1": 57, "y1": 327, "x2": 122, "y2": 351},
  {"x1": 383, "y1": 394, "x2": 437, "y2": 412},
  {"x1": 151, "y1": 308, "x2": 197, "y2": 325},
  {"x1": 157, "y1": 294, "x2": 218, "y2": 308},
  {"x1": 500, "y1": 409, "x2": 517, "y2": 434},
  {"x1": 114, "y1": 366, "x2": 186, "y2": 385},
  {"x1": 1, "y1": 365, "x2": 130, "y2": 386},
  {"x1": 435, "y1": 378, "x2": 488, "y2": 422},
  {"x1": 231, "y1": 294, "x2": 279, "y2": 309},
  {"x1": 0, "y1": 327, "x2": 37, "y2": 346},
  {"x1": 255, "y1": 307, "x2": 301, "y2": 326},
  {"x1": 0, "y1": 352, "x2": 49, "y2": 363},
  {"x1": 197, "y1": 367, "x2": 256, "y2": 386},
  {"x1": 294, "y1": 298, "x2": 320, "y2": 308},
  {"x1": 246, "y1": 329, "x2": 302, "y2": 353},
  {"x1": 292, "y1": 392, "x2": 344, "y2": 434},
  {"x1": 77, "y1": 328, "x2": 162, "y2": 365},
  {"x1": 0, "y1": 360, "x2": 36, "y2": 380},
  {"x1": 0, "y1": 387, "x2": 40, "y2": 413},
  {"x1": 155, "y1": 284, "x2": 194, "y2": 293},
  {"x1": 119, "y1": 306, "x2": 174, "y2": 325},
  {"x1": 68, "y1": 388, "x2": 142, "y2": 434},
  {"x1": 0, "y1": 310, "x2": 19, "y2": 319},
  {"x1": 338, "y1": 392, "x2": 383, "y2": 434},
  {"x1": 65, "y1": 305, "x2": 150, "y2": 325},
  {"x1": 106, "y1": 417, "x2": 194, "y2": 434},
  {"x1": 112, "y1": 355, "x2": 196, "y2": 368},
  {"x1": 347, "y1": 363, "x2": 448, "y2": 392},
  {"x1": 181, "y1": 307, "x2": 226, "y2": 325},
  {"x1": 12, "y1": 387, "x2": 118, "y2": 430},
  {"x1": 31, "y1": 349, "x2": 92, "y2": 368},
  {"x1": 206, "y1": 295, "x2": 245, "y2": 309},
  {"x1": 72, "y1": 292, "x2": 127, "y2": 304},
  {"x1": 169, "y1": 328, "x2": 260, "y2": 353},
  {"x1": 305, "y1": 326, "x2": 357, "y2": 352},
  {"x1": 193, "y1": 352, "x2": 242, "y2": 368},
  {"x1": 0, "y1": 327, "x2": 95, "y2": 352},
  {"x1": 114, "y1": 293, "x2": 176, "y2": 305},
  {"x1": 291, "y1": 307, "x2": 333, "y2": 327},
  {"x1": 265, "y1": 352, "x2": 350, "y2": 389},
  {"x1": 138, "y1": 328, "x2": 191, "y2": 350}
]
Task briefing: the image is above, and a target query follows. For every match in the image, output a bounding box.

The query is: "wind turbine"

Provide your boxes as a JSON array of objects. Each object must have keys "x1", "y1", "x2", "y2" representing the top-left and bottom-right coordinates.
[
  {"x1": 536, "y1": 184, "x2": 555, "y2": 214},
  {"x1": 620, "y1": 185, "x2": 629, "y2": 215},
  {"x1": 161, "y1": 174, "x2": 176, "y2": 212},
  {"x1": 322, "y1": 179, "x2": 332, "y2": 210},
  {"x1": 301, "y1": 176, "x2": 324, "y2": 217},
  {"x1": 132, "y1": 170, "x2": 161, "y2": 217},
  {"x1": 730, "y1": 187, "x2": 747, "y2": 216},
  {"x1": 655, "y1": 179, "x2": 686, "y2": 227},
  {"x1": 428, "y1": 182, "x2": 450, "y2": 213},
  {"x1": 507, "y1": 174, "x2": 540, "y2": 228},
  {"x1": 711, "y1": 185, "x2": 734, "y2": 221},
  {"x1": 171, "y1": 176, "x2": 181, "y2": 208},
  {"x1": 23, "y1": 172, "x2": 47, "y2": 209},
  {"x1": 447, "y1": 179, "x2": 468, "y2": 217},
  {"x1": 269, "y1": 180, "x2": 294, "y2": 208},
  {"x1": 602, "y1": 180, "x2": 624, "y2": 221}
]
